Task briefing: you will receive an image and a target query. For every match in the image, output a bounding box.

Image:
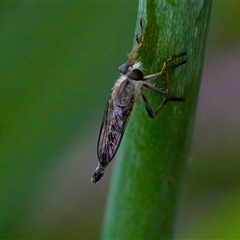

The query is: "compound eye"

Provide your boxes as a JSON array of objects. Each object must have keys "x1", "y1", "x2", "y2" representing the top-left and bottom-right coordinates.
[
  {"x1": 128, "y1": 69, "x2": 143, "y2": 80},
  {"x1": 118, "y1": 63, "x2": 130, "y2": 74}
]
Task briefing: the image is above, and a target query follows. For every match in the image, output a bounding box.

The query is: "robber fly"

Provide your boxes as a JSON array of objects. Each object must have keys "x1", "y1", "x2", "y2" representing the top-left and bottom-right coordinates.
[{"x1": 91, "y1": 21, "x2": 187, "y2": 183}]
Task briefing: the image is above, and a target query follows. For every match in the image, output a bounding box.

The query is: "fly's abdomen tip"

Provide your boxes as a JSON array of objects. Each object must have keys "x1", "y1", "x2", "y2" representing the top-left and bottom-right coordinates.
[
  {"x1": 91, "y1": 173, "x2": 103, "y2": 183},
  {"x1": 91, "y1": 166, "x2": 105, "y2": 183}
]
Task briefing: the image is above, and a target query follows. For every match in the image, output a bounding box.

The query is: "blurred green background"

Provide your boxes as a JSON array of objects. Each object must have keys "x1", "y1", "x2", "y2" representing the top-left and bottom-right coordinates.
[{"x1": 0, "y1": 1, "x2": 240, "y2": 239}]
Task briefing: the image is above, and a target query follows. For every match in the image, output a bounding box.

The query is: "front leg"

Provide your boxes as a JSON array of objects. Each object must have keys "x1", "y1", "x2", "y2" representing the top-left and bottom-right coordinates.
[
  {"x1": 143, "y1": 51, "x2": 187, "y2": 82},
  {"x1": 128, "y1": 20, "x2": 145, "y2": 63}
]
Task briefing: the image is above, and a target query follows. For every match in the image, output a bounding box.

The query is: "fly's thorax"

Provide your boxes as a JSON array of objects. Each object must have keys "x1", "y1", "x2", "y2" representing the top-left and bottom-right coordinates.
[{"x1": 112, "y1": 77, "x2": 142, "y2": 106}]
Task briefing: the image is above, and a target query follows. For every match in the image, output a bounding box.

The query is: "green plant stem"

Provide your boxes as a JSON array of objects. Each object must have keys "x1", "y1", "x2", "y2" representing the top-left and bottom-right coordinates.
[{"x1": 102, "y1": 1, "x2": 213, "y2": 239}]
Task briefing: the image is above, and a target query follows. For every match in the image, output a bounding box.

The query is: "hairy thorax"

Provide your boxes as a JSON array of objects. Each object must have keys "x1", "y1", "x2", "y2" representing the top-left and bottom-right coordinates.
[{"x1": 112, "y1": 76, "x2": 142, "y2": 107}]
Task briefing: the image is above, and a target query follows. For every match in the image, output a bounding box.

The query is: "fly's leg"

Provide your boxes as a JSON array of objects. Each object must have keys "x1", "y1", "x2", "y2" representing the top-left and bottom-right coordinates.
[
  {"x1": 141, "y1": 93, "x2": 154, "y2": 118},
  {"x1": 142, "y1": 72, "x2": 184, "y2": 118},
  {"x1": 143, "y1": 52, "x2": 187, "y2": 82},
  {"x1": 141, "y1": 72, "x2": 169, "y2": 118},
  {"x1": 136, "y1": 18, "x2": 144, "y2": 44},
  {"x1": 141, "y1": 52, "x2": 187, "y2": 117},
  {"x1": 143, "y1": 82, "x2": 167, "y2": 94},
  {"x1": 142, "y1": 51, "x2": 187, "y2": 93},
  {"x1": 141, "y1": 92, "x2": 168, "y2": 118},
  {"x1": 128, "y1": 19, "x2": 145, "y2": 62},
  {"x1": 152, "y1": 71, "x2": 184, "y2": 117}
]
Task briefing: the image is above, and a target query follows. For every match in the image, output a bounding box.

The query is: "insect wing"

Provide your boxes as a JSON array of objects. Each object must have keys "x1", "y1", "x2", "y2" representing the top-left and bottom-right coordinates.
[{"x1": 97, "y1": 95, "x2": 132, "y2": 167}]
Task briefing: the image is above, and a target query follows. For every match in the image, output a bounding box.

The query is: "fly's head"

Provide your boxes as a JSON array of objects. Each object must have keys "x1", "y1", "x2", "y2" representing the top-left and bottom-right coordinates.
[{"x1": 118, "y1": 61, "x2": 144, "y2": 81}]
